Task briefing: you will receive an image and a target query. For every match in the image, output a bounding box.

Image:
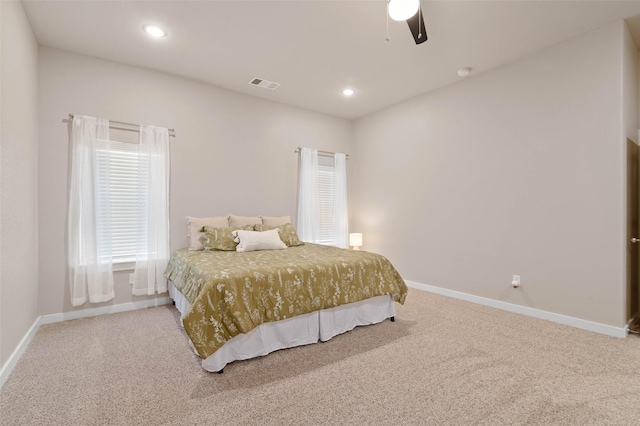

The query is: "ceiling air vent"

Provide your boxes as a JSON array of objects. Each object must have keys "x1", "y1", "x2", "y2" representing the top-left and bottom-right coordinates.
[{"x1": 249, "y1": 77, "x2": 280, "y2": 90}]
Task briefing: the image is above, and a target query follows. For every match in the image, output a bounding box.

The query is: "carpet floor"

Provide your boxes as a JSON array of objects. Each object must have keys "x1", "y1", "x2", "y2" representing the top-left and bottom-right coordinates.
[{"x1": 2, "y1": 289, "x2": 640, "y2": 425}]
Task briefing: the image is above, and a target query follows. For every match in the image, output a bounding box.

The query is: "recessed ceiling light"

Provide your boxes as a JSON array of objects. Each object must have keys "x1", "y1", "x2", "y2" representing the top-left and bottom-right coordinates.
[
  {"x1": 342, "y1": 88, "x2": 355, "y2": 97},
  {"x1": 457, "y1": 67, "x2": 472, "y2": 77},
  {"x1": 143, "y1": 25, "x2": 166, "y2": 38}
]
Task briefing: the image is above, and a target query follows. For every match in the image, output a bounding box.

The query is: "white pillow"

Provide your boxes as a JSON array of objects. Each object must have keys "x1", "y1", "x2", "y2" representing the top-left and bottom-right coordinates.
[
  {"x1": 186, "y1": 216, "x2": 229, "y2": 251},
  {"x1": 261, "y1": 215, "x2": 291, "y2": 226},
  {"x1": 232, "y1": 229, "x2": 287, "y2": 252}
]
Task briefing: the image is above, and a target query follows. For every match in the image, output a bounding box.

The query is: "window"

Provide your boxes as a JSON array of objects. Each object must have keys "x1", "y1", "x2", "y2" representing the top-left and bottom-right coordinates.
[
  {"x1": 68, "y1": 115, "x2": 170, "y2": 305},
  {"x1": 317, "y1": 164, "x2": 336, "y2": 245},
  {"x1": 95, "y1": 139, "x2": 147, "y2": 264}
]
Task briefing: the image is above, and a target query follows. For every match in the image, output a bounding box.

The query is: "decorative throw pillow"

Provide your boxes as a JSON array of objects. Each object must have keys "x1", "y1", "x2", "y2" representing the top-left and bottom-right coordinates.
[
  {"x1": 186, "y1": 216, "x2": 229, "y2": 251},
  {"x1": 201, "y1": 225, "x2": 253, "y2": 251},
  {"x1": 229, "y1": 214, "x2": 262, "y2": 228},
  {"x1": 232, "y1": 229, "x2": 287, "y2": 252},
  {"x1": 254, "y1": 223, "x2": 303, "y2": 247},
  {"x1": 261, "y1": 215, "x2": 292, "y2": 226}
]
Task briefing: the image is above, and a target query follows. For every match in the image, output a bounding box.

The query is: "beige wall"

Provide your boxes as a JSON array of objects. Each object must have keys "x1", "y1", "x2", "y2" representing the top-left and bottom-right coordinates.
[
  {"x1": 351, "y1": 21, "x2": 628, "y2": 327},
  {"x1": 38, "y1": 47, "x2": 352, "y2": 316},
  {"x1": 1, "y1": 1, "x2": 39, "y2": 367}
]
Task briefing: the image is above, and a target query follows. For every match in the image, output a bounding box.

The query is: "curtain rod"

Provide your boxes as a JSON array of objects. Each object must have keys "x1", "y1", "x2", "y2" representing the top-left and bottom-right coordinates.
[
  {"x1": 294, "y1": 147, "x2": 349, "y2": 159},
  {"x1": 62, "y1": 113, "x2": 176, "y2": 137}
]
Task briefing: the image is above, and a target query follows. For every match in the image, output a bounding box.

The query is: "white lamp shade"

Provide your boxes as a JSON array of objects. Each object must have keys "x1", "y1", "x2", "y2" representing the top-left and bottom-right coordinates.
[
  {"x1": 388, "y1": 0, "x2": 420, "y2": 21},
  {"x1": 349, "y1": 233, "x2": 363, "y2": 248}
]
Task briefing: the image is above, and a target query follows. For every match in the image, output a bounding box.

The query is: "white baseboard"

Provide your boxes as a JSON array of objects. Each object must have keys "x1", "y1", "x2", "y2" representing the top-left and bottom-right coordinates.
[
  {"x1": 3, "y1": 284, "x2": 627, "y2": 388},
  {"x1": 0, "y1": 317, "x2": 40, "y2": 390},
  {"x1": 38, "y1": 297, "x2": 172, "y2": 325},
  {"x1": 0, "y1": 297, "x2": 172, "y2": 390},
  {"x1": 405, "y1": 281, "x2": 628, "y2": 338}
]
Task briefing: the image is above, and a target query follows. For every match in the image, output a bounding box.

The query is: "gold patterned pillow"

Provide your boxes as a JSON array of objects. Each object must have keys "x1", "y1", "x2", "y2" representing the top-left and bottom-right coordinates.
[
  {"x1": 201, "y1": 225, "x2": 253, "y2": 251},
  {"x1": 254, "y1": 223, "x2": 303, "y2": 247}
]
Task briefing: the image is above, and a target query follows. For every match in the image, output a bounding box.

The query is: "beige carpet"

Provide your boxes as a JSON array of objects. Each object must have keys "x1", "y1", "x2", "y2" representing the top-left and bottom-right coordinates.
[{"x1": 2, "y1": 289, "x2": 640, "y2": 425}]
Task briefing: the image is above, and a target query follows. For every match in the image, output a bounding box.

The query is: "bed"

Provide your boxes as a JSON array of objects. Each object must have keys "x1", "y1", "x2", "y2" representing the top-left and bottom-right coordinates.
[{"x1": 165, "y1": 232, "x2": 408, "y2": 372}]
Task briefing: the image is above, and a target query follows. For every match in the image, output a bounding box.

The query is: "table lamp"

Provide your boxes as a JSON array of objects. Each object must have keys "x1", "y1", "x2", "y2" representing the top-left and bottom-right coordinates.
[{"x1": 349, "y1": 233, "x2": 363, "y2": 250}]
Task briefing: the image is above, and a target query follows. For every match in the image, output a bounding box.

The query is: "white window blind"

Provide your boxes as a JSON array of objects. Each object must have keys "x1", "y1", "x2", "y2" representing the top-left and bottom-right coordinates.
[
  {"x1": 95, "y1": 140, "x2": 147, "y2": 263},
  {"x1": 317, "y1": 164, "x2": 335, "y2": 245}
]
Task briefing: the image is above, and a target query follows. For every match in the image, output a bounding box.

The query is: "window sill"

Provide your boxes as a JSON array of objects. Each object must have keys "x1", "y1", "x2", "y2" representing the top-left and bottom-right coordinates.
[{"x1": 113, "y1": 261, "x2": 135, "y2": 272}]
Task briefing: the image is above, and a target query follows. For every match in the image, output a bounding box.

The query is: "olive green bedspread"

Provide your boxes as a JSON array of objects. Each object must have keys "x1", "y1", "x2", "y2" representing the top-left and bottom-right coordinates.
[{"x1": 164, "y1": 243, "x2": 408, "y2": 359}]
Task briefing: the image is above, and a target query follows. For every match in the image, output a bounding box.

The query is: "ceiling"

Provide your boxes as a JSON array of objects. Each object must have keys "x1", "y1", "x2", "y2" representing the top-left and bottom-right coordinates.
[{"x1": 22, "y1": 0, "x2": 640, "y2": 120}]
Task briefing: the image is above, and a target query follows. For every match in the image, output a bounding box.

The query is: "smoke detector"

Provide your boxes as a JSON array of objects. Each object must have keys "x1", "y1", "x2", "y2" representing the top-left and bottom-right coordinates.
[{"x1": 249, "y1": 77, "x2": 280, "y2": 90}]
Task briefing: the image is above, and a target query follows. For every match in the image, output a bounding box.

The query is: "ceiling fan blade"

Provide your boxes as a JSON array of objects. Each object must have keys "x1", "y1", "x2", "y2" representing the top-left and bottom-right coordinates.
[{"x1": 406, "y1": 6, "x2": 427, "y2": 45}]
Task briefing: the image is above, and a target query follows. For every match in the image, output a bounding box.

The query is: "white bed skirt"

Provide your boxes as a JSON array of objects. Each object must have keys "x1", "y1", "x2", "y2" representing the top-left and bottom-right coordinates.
[{"x1": 168, "y1": 283, "x2": 396, "y2": 372}]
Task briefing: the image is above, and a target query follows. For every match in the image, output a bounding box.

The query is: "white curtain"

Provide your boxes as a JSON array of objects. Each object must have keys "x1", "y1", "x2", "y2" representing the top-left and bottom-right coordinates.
[
  {"x1": 333, "y1": 153, "x2": 349, "y2": 248},
  {"x1": 297, "y1": 147, "x2": 319, "y2": 243},
  {"x1": 132, "y1": 125, "x2": 170, "y2": 296},
  {"x1": 67, "y1": 115, "x2": 115, "y2": 306}
]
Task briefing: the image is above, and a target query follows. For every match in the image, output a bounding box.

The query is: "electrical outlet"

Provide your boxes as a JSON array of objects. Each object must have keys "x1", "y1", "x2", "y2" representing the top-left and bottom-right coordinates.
[
  {"x1": 512, "y1": 275, "x2": 521, "y2": 288},
  {"x1": 129, "y1": 273, "x2": 135, "y2": 285}
]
